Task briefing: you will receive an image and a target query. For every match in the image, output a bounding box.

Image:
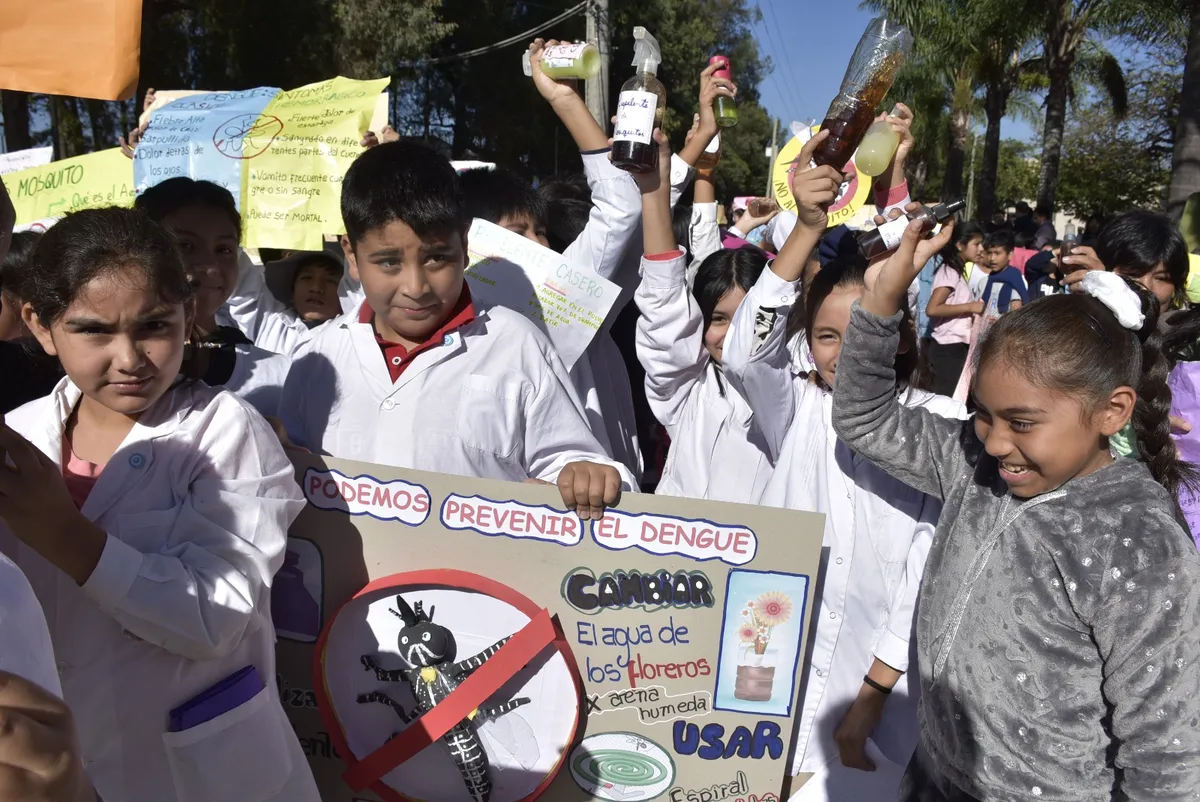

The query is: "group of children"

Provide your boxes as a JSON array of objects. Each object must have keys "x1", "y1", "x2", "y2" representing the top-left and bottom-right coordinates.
[{"x1": 0, "y1": 36, "x2": 1197, "y2": 802}]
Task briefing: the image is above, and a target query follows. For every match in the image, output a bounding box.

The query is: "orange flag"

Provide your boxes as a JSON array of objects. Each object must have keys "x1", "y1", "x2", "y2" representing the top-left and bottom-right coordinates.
[{"x1": 0, "y1": 0, "x2": 142, "y2": 101}]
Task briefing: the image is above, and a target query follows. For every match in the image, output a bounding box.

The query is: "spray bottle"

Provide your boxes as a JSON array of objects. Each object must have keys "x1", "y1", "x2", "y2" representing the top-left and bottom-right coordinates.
[{"x1": 611, "y1": 27, "x2": 666, "y2": 173}]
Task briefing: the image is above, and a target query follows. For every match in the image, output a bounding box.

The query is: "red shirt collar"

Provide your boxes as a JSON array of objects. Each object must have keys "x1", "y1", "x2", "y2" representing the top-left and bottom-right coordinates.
[{"x1": 359, "y1": 284, "x2": 477, "y2": 382}]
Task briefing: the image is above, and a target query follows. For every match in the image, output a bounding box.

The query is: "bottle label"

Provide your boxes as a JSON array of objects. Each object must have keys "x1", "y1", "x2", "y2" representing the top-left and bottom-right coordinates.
[
  {"x1": 878, "y1": 217, "x2": 909, "y2": 251},
  {"x1": 543, "y1": 43, "x2": 587, "y2": 70},
  {"x1": 614, "y1": 90, "x2": 658, "y2": 145},
  {"x1": 704, "y1": 132, "x2": 721, "y2": 154}
]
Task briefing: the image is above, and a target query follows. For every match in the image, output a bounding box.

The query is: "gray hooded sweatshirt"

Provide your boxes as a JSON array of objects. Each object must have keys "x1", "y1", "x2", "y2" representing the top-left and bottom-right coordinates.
[{"x1": 831, "y1": 303, "x2": 1200, "y2": 801}]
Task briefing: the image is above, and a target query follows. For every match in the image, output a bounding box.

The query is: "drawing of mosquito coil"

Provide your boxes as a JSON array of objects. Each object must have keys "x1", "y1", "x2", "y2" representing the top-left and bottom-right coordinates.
[{"x1": 734, "y1": 590, "x2": 793, "y2": 702}]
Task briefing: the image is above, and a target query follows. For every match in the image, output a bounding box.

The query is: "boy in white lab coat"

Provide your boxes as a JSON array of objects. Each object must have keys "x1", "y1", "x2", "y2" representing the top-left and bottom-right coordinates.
[{"x1": 281, "y1": 139, "x2": 635, "y2": 518}]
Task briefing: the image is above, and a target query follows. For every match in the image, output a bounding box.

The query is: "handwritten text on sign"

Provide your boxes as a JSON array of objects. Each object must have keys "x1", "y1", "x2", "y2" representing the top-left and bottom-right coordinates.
[
  {"x1": 440, "y1": 494, "x2": 583, "y2": 546},
  {"x1": 466, "y1": 219, "x2": 619, "y2": 370},
  {"x1": 302, "y1": 468, "x2": 431, "y2": 525},
  {"x1": 593, "y1": 511, "x2": 757, "y2": 565}
]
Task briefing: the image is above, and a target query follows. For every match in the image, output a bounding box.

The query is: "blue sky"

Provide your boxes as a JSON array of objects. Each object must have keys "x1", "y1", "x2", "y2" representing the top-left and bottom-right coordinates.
[{"x1": 751, "y1": 2, "x2": 1042, "y2": 142}]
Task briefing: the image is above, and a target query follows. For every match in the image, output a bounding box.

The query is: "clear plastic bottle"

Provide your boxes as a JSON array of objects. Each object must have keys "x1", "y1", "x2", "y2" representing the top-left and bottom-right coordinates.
[
  {"x1": 855, "y1": 105, "x2": 901, "y2": 177},
  {"x1": 710, "y1": 55, "x2": 738, "y2": 128},
  {"x1": 695, "y1": 131, "x2": 721, "y2": 171},
  {"x1": 812, "y1": 18, "x2": 913, "y2": 170},
  {"x1": 522, "y1": 42, "x2": 601, "y2": 80},
  {"x1": 856, "y1": 198, "x2": 965, "y2": 260},
  {"x1": 611, "y1": 27, "x2": 667, "y2": 173}
]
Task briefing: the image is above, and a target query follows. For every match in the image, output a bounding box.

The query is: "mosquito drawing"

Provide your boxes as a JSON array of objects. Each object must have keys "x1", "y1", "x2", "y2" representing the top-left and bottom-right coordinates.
[{"x1": 358, "y1": 595, "x2": 539, "y2": 802}]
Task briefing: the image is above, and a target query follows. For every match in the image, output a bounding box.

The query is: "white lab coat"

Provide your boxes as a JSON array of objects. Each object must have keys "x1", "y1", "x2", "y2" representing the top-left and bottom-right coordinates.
[
  {"x1": 222, "y1": 251, "x2": 362, "y2": 357},
  {"x1": 563, "y1": 149, "x2": 647, "y2": 481},
  {"x1": 723, "y1": 265, "x2": 967, "y2": 793},
  {"x1": 281, "y1": 300, "x2": 637, "y2": 488},
  {"x1": 225, "y1": 342, "x2": 290, "y2": 419},
  {"x1": 686, "y1": 202, "x2": 722, "y2": 287},
  {"x1": 0, "y1": 552, "x2": 61, "y2": 698},
  {"x1": 634, "y1": 252, "x2": 773, "y2": 503},
  {"x1": 0, "y1": 379, "x2": 318, "y2": 802}
]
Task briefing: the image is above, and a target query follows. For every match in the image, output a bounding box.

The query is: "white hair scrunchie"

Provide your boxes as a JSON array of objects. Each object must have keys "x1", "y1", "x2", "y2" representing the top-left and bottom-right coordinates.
[{"x1": 1078, "y1": 270, "x2": 1145, "y2": 331}]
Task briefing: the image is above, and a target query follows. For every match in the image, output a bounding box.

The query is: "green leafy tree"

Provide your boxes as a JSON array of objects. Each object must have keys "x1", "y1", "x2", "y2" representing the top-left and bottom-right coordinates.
[
  {"x1": 1167, "y1": 0, "x2": 1200, "y2": 222},
  {"x1": 1054, "y1": 101, "x2": 1168, "y2": 218},
  {"x1": 1032, "y1": 0, "x2": 1186, "y2": 212},
  {"x1": 335, "y1": 0, "x2": 455, "y2": 80},
  {"x1": 989, "y1": 139, "x2": 1039, "y2": 209}
]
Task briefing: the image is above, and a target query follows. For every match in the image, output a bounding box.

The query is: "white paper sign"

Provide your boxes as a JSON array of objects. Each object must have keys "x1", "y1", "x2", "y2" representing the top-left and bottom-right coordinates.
[
  {"x1": 614, "y1": 90, "x2": 657, "y2": 144},
  {"x1": 465, "y1": 219, "x2": 619, "y2": 369},
  {"x1": 0, "y1": 147, "x2": 52, "y2": 176}
]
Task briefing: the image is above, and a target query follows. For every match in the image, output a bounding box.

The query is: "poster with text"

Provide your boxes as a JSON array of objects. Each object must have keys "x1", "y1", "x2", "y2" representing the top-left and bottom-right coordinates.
[
  {"x1": 275, "y1": 453, "x2": 824, "y2": 802},
  {"x1": 466, "y1": 220, "x2": 621, "y2": 370},
  {"x1": 1, "y1": 149, "x2": 135, "y2": 232},
  {"x1": 0, "y1": 147, "x2": 53, "y2": 176},
  {"x1": 133, "y1": 76, "x2": 389, "y2": 250}
]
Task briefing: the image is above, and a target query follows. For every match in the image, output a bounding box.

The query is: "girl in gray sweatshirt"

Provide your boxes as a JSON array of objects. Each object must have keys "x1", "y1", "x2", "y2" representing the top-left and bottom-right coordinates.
[{"x1": 830, "y1": 218, "x2": 1200, "y2": 801}]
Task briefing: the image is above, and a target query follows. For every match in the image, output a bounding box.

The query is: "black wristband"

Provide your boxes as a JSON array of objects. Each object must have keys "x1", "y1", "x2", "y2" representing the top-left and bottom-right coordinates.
[{"x1": 863, "y1": 675, "x2": 892, "y2": 695}]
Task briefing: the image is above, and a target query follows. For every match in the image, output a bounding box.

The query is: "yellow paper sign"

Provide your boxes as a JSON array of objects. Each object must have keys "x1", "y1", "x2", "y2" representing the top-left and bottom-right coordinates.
[
  {"x1": 771, "y1": 127, "x2": 871, "y2": 228},
  {"x1": 241, "y1": 76, "x2": 390, "y2": 250},
  {"x1": 1, "y1": 149, "x2": 135, "y2": 229}
]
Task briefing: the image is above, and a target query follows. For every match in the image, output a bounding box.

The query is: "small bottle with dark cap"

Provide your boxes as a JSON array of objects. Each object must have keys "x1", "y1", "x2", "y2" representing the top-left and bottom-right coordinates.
[{"x1": 856, "y1": 198, "x2": 966, "y2": 260}]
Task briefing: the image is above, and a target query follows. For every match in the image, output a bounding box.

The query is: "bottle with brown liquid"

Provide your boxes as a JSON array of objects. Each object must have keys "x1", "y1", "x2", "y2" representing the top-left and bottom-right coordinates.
[
  {"x1": 812, "y1": 18, "x2": 913, "y2": 170},
  {"x1": 856, "y1": 198, "x2": 964, "y2": 260},
  {"x1": 611, "y1": 27, "x2": 666, "y2": 173}
]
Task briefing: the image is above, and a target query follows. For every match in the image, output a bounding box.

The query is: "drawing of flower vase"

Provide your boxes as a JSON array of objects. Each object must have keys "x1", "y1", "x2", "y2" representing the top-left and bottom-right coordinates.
[{"x1": 733, "y1": 591, "x2": 793, "y2": 703}]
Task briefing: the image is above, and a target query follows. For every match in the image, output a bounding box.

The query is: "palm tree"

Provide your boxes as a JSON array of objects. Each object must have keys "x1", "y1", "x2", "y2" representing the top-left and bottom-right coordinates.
[
  {"x1": 864, "y1": 0, "x2": 1044, "y2": 218},
  {"x1": 1167, "y1": 0, "x2": 1200, "y2": 223},
  {"x1": 1034, "y1": 0, "x2": 1186, "y2": 213}
]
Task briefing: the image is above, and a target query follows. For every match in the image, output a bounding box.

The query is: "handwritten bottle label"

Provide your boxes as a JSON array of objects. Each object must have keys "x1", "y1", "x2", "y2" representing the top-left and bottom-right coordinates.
[
  {"x1": 614, "y1": 91, "x2": 658, "y2": 145},
  {"x1": 878, "y1": 216, "x2": 909, "y2": 251},
  {"x1": 543, "y1": 43, "x2": 587, "y2": 70}
]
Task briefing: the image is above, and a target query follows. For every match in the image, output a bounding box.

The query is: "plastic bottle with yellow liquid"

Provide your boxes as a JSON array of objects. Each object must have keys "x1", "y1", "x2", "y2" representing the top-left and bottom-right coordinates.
[
  {"x1": 855, "y1": 105, "x2": 901, "y2": 177},
  {"x1": 522, "y1": 42, "x2": 601, "y2": 80}
]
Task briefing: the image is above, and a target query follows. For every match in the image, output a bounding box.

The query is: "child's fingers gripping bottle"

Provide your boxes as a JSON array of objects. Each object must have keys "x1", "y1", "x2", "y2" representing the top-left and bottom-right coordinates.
[
  {"x1": 855, "y1": 104, "x2": 902, "y2": 177},
  {"x1": 710, "y1": 55, "x2": 738, "y2": 128},
  {"x1": 811, "y1": 17, "x2": 912, "y2": 170},
  {"x1": 522, "y1": 41, "x2": 601, "y2": 80},
  {"x1": 611, "y1": 27, "x2": 667, "y2": 174}
]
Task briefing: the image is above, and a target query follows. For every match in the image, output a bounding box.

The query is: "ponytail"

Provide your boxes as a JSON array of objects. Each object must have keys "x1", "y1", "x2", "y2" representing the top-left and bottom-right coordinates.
[{"x1": 1128, "y1": 285, "x2": 1198, "y2": 498}]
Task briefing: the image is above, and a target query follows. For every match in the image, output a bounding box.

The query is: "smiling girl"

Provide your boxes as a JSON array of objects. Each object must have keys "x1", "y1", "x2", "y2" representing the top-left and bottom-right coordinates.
[
  {"x1": 832, "y1": 214, "x2": 1200, "y2": 800},
  {"x1": 722, "y1": 131, "x2": 966, "y2": 801},
  {"x1": 635, "y1": 245, "x2": 774, "y2": 502},
  {"x1": 0, "y1": 208, "x2": 319, "y2": 802},
  {"x1": 135, "y1": 177, "x2": 289, "y2": 417}
]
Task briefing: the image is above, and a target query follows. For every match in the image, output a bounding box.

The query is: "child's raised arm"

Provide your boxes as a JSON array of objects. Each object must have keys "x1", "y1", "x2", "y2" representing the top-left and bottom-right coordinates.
[
  {"x1": 831, "y1": 214, "x2": 970, "y2": 500},
  {"x1": 224, "y1": 251, "x2": 312, "y2": 355},
  {"x1": 633, "y1": 127, "x2": 705, "y2": 434},
  {"x1": 721, "y1": 133, "x2": 838, "y2": 458},
  {"x1": 528, "y1": 39, "x2": 641, "y2": 283}
]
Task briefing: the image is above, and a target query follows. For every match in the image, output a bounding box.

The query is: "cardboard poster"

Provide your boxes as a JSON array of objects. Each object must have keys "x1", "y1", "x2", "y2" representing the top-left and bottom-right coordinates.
[
  {"x1": 0, "y1": 147, "x2": 53, "y2": 176},
  {"x1": 0, "y1": 0, "x2": 141, "y2": 100},
  {"x1": 1, "y1": 148, "x2": 134, "y2": 231},
  {"x1": 466, "y1": 220, "x2": 621, "y2": 369},
  {"x1": 133, "y1": 77, "x2": 388, "y2": 250},
  {"x1": 770, "y1": 126, "x2": 870, "y2": 229},
  {"x1": 275, "y1": 453, "x2": 824, "y2": 802}
]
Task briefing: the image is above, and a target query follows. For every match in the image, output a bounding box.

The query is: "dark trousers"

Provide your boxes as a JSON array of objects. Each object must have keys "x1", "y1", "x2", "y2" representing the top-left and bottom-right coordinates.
[{"x1": 927, "y1": 341, "x2": 969, "y2": 398}]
